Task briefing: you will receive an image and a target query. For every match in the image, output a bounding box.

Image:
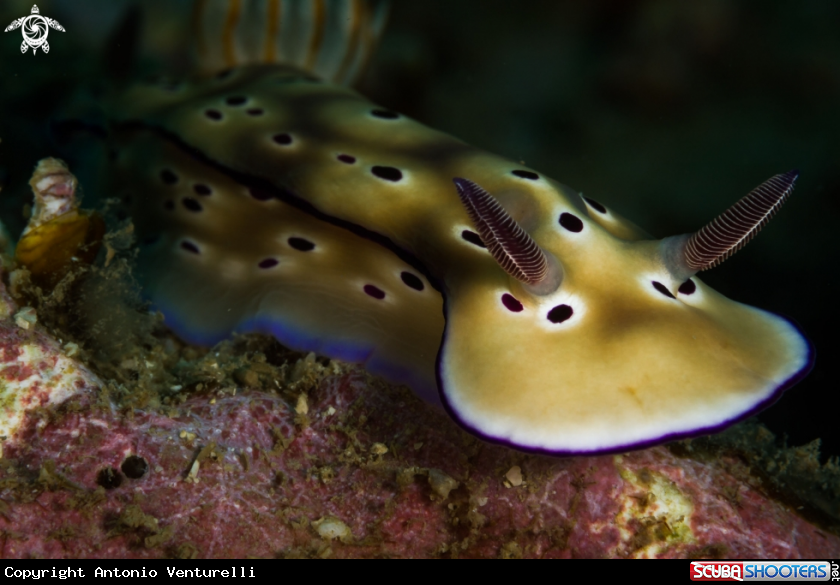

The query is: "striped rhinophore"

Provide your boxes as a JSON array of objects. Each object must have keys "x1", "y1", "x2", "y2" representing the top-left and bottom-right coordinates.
[
  {"x1": 454, "y1": 178, "x2": 550, "y2": 287},
  {"x1": 192, "y1": 0, "x2": 389, "y2": 85},
  {"x1": 684, "y1": 171, "x2": 798, "y2": 271}
]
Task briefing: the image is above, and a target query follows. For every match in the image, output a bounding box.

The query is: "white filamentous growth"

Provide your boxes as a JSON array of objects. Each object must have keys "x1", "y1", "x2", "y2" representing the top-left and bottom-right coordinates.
[{"x1": 23, "y1": 158, "x2": 79, "y2": 235}]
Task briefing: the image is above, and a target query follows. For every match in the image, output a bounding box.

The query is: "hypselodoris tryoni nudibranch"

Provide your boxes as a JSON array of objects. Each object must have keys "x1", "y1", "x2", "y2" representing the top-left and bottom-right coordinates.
[{"x1": 101, "y1": 0, "x2": 812, "y2": 455}]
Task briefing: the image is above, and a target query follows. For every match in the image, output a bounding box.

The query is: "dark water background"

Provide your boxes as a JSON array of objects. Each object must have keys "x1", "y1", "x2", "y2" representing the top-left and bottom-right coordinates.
[{"x1": 0, "y1": 1, "x2": 838, "y2": 460}]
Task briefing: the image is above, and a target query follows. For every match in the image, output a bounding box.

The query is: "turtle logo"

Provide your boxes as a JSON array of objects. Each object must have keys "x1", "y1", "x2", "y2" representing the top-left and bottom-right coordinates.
[{"x1": 4, "y1": 5, "x2": 65, "y2": 55}]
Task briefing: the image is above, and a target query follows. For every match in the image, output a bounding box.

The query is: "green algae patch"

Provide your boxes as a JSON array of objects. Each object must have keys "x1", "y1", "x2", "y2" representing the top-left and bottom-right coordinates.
[
  {"x1": 108, "y1": 503, "x2": 174, "y2": 550},
  {"x1": 613, "y1": 456, "x2": 695, "y2": 558},
  {"x1": 670, "y1": 420, "x2": 840, "y2": 534}
]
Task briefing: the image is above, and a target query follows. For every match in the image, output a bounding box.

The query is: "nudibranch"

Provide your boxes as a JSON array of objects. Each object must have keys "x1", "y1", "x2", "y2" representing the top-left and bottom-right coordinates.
[{"x1": 101, "y1": 0, "x2": 811, "y2": 455}]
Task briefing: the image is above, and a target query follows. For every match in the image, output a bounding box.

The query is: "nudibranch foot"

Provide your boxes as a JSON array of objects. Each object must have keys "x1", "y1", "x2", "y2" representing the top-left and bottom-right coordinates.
[{"x1": 111, "y1": 128, "x2": 443, "y2": 406}]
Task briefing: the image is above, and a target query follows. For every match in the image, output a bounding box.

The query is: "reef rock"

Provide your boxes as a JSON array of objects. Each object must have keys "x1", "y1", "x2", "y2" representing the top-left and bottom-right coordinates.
[
  {"x1": 0, "y1": 324, "x2": 838, "y2": 558},
  {"x1": 0, "y1": 269, "x2": 102, "y2": 446}
]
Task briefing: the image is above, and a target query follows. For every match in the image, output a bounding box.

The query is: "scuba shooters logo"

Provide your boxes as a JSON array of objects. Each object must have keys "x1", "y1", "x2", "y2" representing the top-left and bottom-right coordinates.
[
  {"x1": 4, "y1": 4, "x2": 65, "y2": 54},
  {"x1": 690, "y1": 561, "x2": 834, "y2": 581}
]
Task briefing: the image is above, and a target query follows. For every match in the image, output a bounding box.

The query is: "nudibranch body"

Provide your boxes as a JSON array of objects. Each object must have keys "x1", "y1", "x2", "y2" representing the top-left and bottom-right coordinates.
[{"x1": 104, "y1": 1, "x2": 811, "y2": 455}]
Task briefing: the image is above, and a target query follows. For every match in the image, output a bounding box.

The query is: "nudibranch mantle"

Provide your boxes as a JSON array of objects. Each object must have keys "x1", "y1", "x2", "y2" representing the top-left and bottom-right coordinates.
[{"x1": 107, "y1": 64, "x2": 811, "y2": 455}]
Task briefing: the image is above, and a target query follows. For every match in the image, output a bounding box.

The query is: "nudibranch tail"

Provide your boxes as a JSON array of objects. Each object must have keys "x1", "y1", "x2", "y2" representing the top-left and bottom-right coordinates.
[
  {"x1": 192, "y1": 0, "x2": 389, "y2": 85},
  {"x1": 662, "y1": 170, "x2": 798, "y2": 282},
  {"x1": 453, "y1": 178, "x2": 561, "y2": 294}
]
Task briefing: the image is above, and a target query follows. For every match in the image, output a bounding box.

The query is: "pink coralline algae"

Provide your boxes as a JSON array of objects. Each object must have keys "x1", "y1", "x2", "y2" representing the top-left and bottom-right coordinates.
[
  {"x1": 0, "y1": 289, "x2": 101, "y2": 444},
  {"x1": 1, "y1": 338, "x2": 839, "y2": 558}
]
